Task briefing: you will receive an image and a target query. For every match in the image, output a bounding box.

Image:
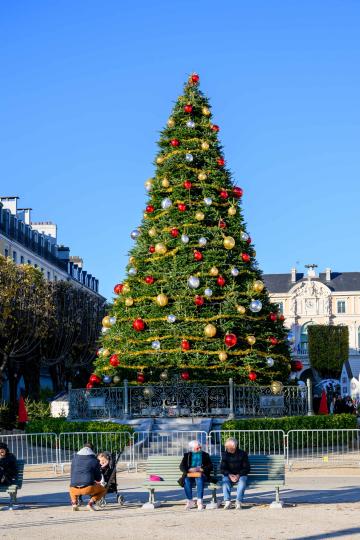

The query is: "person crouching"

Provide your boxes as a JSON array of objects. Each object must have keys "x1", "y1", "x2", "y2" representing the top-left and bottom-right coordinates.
[
  {"x1": 69, "y1": 442, "x2": 106, "y2": 511},
  {"x1": 221, "y1": 437, "x2": 250, "y2": 510}
]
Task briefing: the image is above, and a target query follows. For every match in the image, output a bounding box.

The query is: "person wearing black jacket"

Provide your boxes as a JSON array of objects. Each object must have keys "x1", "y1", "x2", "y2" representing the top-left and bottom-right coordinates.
[
  {"x1": 221, "y1": 437, "x2": 250, "y2": 510},
  {"x1": 69, "y1": 442, "x2": 106, "y2": 511},
  {"x1": 0, "y1": 442, "x2": 17, "y2": 486},
  {"x1": 179, "y1": 440, "x2": 213, "y2": 511}
]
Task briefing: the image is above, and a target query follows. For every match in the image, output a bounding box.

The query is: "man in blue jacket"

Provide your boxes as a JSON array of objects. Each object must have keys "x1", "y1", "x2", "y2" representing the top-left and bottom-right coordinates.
[{"x1": 69, "y1": 442, "x2": 106, "y2": 511}]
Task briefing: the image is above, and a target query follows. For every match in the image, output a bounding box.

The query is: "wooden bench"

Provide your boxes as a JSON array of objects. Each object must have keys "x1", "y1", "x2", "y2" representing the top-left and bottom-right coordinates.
[
  {"x1": 142, "y1": 454, "x2": 285, "y2": 509},
  {"x1": 0, "y1": 459, "x2": 25, "y2": 510}
]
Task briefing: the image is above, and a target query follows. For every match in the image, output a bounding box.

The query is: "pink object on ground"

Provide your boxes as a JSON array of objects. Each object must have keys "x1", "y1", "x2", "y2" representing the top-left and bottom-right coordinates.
[{"x1": 149, "y1": 475, "x2": 163, "y2": 481}]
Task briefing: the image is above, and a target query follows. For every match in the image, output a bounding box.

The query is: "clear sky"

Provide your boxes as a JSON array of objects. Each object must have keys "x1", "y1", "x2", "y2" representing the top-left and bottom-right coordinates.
[{"x1": 1, "y1": 1, "x2": 359, "y2": 300}]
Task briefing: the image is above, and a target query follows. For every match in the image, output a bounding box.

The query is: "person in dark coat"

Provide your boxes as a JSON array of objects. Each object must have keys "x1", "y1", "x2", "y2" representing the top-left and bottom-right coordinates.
[
  {"x1": 97, "y1": 452, "x2": 117, "y2": 493},
  {"x1": 221, "y1": 437, "x2": 250, "y2": 509},
  {"x1": 179, "y1": 440, "x2": 213, "y2": 511},
  {"x1": 69, "y1": 442, "x2": 106, "y2": 511},
  {"x1": 0, "y1": 442, "x2": 17, "y2": 486}
]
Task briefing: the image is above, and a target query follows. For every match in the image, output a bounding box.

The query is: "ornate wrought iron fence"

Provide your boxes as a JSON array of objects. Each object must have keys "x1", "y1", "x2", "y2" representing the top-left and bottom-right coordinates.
[
  {"x1": 234, "y1": 385, "x2": 308, "y2": 417},
  {"x1": 69, "y1": 386, "x2": 125, "y2": 420}
]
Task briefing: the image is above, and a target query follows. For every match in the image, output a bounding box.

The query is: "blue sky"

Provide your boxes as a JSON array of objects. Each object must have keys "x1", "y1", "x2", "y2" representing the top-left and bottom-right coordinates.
[{"x1": 1, "y1": 1, "x2": 359, "y2": 300}]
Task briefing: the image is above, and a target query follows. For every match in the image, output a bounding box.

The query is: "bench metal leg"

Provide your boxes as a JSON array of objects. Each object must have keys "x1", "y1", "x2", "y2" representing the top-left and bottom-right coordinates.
[
  {"x1": 206, "y1": 487, "x2": 220, "y2": 510},
  {"x1": 142, "y1": 488, "x2": 161, "y2": 509},
  {"x1": 270, "y1": 486, "x2": 284, "y2": 509}
]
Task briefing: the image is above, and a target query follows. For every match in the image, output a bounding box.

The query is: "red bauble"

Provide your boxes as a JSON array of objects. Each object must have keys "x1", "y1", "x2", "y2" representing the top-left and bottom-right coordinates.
[
  {"x1": 291, "y1": 360, "x2": 303, "y2": 372},
  {"x1": 114, "y1": 283, "x2": 123, "y2": 295},
  {"x1": 109, "y1": 354, "x2": 120, "y2": 367},
  {"x1": 183, "y1": 180, "x2": 192, "y2": 189},
  {"x1": 89, "y1": 374, "x2": 101, "y2": 384},
  {"x1": 211, "y1": 124, "x2": 220, "y2": 132},
  {"x1": 193, "y1": 250, "x2": 203, "y2": 261},
  {"x1": 194, "y1": 295, "x2": 205, "y2": 306},
  {"x1": 170, "y1": 138, "x2": 180, "y2": 147},
  {"x1": 224, "y1": 333, "x2": 237, "y2": 348},
  {"x1": 219, "y1": 219, "x2": 227, "y2": 229},
  {"x1": 191, "y1": 73, "x2": 200, "y2": 84},
  {"x1": 146, "y1": 205, "x2": 155, "y2": 213},
  {"x1": 133, "y1": 318, "x2": 145, "y2": 332},
  {"x1": 219, "y1": 190, "x2": 228, "y2": 199},
  {"x1": 233, "y1": 186, "x2": 243, "y2": 198},
  {"x1": 246, "y1": 237, "x2": 252, "y2": 244},
  {"x1": 278, "y1": 314, "x2": 285, "y2": 321},
  {"x1": 269, "y1": 337, "x2": 278, "y2": 346},
  {"x1": 241, "y1": 253, "x2": 251, "y2": 263},
  {"x1": 181, "y1": 339, "x2": 190, "y2": 351},
  {"x1": 217, "y1": 158, "x2": 225, "y2": 167},
  {"x1": 181, "y1": 371, "x2": 190, "y2": 381},
  {"x1": 269, "y1": 312, "x2": 277, "y2": 322},
  {"x1": 170, "y1": 228, "x2": 180, "y2": 238},
  {"x1": 145, "y1": 275, "x2": 155, "y2": 284},
  {"x1": 217, "y1": 275, "x2": 226, "y2": 287},
  {"x1": 137, "y1": 372, "x2": 145, "y2": 383},
  {"x1": 86, "y1": 383, "x2": 94, "y2": 389},
  {"x1": 248, "y1": 371, "x2": 257, "y2": 382},
  {"x1": 184, "y1": 104, "x2": 193, "y2": 113},
  {"x1": 178, "y1": 203, "x2": 187, "y2": 212},
  {"x1": 149, "y1": 245, "x2": 155, "y2": 253}
]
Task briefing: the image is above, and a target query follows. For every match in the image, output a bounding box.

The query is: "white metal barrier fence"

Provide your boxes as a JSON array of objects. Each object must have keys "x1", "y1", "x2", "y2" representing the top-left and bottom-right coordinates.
[
  {"x1": 0, "y1": 433, "x2": 59, "y2": 466},
  {"x1": 286, "y1": 429, "x2": 360, "y2": 468},
  {"x1": 132, "y1": 430, "x2": 208, "y2": 463},
  {"x1": 208, "y1": 430, "x2": 286, "y2": 456}
]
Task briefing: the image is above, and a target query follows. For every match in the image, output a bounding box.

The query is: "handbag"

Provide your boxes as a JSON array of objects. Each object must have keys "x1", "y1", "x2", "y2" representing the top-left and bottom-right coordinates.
[{"x1": 187, "y1": 472, "x2": 202, "y2": 478}]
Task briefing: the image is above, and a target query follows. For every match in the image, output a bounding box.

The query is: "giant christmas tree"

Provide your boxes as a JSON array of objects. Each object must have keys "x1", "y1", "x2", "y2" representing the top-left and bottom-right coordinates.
[{"x1": 90, "y1": 73, "x2": 291, "y2": 388}]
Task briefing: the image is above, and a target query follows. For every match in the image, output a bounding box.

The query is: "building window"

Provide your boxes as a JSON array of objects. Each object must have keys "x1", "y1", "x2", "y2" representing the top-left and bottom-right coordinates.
[
  {"x1": 34, "y1": 263, "x2": 38, "y2": 268},
  {"x1": 298, "y1": 321, "x2": 314, "y2": 355},
  {"x1": 47, "y1": 271, "x2": 51, "y2": 280},
  {"x1": 20, "y1": 255, "x2": 24, "y2": 264},
  {"x1": 41, "y1": 267, "x2": 44, "y2": 273},
  {"x1": 337, "y1": 301, "x2": 346, "y2": 314},
  {"x1": 12, "y1": 251, "x2": 17, "y2": 263},
  {"x1": 54, "y1": 275, "x2": 57, "y2": 281},
  {"x1": 27, "y1": 259, "x2": 31, "y2": 265},
  {"x1": 4, "y1": 248, "x2": 9, "y2": 257},
  {"x1": 277, "y1": 302, "x2": 284, "y2": 314}
]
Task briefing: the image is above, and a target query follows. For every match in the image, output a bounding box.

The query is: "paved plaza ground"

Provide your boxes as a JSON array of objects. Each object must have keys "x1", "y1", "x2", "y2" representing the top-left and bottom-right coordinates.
[{"x1": 1, "y1": 468, "x2": 360, "y2": 539}]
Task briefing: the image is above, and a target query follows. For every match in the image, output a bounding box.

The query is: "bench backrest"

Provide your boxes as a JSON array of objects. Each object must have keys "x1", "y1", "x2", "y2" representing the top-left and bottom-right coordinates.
[{"x1": 145, "y1": 454, "x2": 285, "y2": 485}]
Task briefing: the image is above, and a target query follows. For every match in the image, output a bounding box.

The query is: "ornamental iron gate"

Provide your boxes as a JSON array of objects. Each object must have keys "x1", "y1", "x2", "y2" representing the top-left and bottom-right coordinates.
[{"x1": 69, "y1": 379, "x2": 309, "y2": 420}]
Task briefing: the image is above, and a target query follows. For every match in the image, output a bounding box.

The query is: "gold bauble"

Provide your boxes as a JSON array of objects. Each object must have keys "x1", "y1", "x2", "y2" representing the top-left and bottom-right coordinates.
[
  {"x1": 122, "y1": 283, "x2": 130, "y2": 293},
  {"x1": 198, "y1": 172, "x2": 207, "y2": 181},
  {"x1": 156, "y1": 293, "x2": 168, "y2": 307},
  {"x1": 195, "y1": 211, "x2": 205, "y2": 221},
  {"x1": 148, "y1": 227, "x2": 157, "y2": 238},
  {"x1": 246, "y1": 335, "x2": 256, "y2": 346},
  {"x1": 129, "y1": 256, "x2": 136, "y2": 264},
  {"x1": 143, "y1": 213, "x2": 149, "y2": 220},
  {"x1": 156, "y1": 156, "x2": 164, "y2": 164},
  {"x1": 102, "y1": 349, "x2": 110, "y2": 357},
  {"x1": 162, "y1": 178, "x2": 170, "y2": 188},
  {"x1": 270, "y1": 381, "x2": 284, "y2": 395},
  {"x1": 144, "y1": 179, "x2": 153, "y2": 191},
  {"x1": 155, "y1": 242, "x2": 167, "y2": 255},
  {"x1": 167, "y1": 117, "x2": 175, "y2": 127},
  {"x1": 236, "y1": 305, "x2": 246, "y2": 315},
  {"x1": 223, "y1": 236, "x2": 236, "y2": 250},
  {"x1": 209, "y1": 266, "x2": 219, "y2": 276},
  {"x1": 253, "y1": 280, "x2": 265, "y2": 293},
  {"x1": 201, "y1": 141, "x2": 209, "y2": 150},
  {"x1": 219, "y1": 351, "x2": 228, "y2": 362},
  {"x1": 228, "y1": 206, "x2": 237, "y2": 216},
  {"x1": 202, "y1": 106, "x2": 211, "y2": 116},
  {"x1": 125, "y1": 297, "x2": 134, "y2": 307},
  {"x1": 102, "y1": 316, "x2": 112, "y2": 328},
  {"x1": 204, "y1": 324, "x2": 217, "y2": 338}
]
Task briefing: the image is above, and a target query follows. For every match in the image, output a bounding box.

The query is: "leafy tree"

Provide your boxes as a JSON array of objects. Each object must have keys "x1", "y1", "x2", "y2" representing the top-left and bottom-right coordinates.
[{"x1": 308, "y1": 325, "x2": 349, "y2": 378}]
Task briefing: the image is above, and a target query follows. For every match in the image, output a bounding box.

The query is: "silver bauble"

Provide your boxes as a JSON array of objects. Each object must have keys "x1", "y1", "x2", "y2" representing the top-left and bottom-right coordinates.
[
  {"x1": 151, "y1": 340, "x2": 161, "y2": 350},
  {"x1": 160, "y1": 370, "x2": 168, "y2": 381},
  {"x1": 241, "y1": 232, "x2": 249, "y2": 242},
  {"x1": 249, "y1": 299, "x2": 262, "y2": 313},
  {"x1": 186, "y1": 120, "x2": 195, "y2": 128},
  {"x1": 204, "y1": 288, "x2": 213, "y2": 297},
  {"x1": 188, "y1": 276, "x2": 200, "y2": 289},
  {"x1": 167, "y1": 314, "x2": 177, "y2": 323},
  {"x1": 204, "y1": 197, "x2": 213, "y2": 206},
  {"x1": 231, "y1": 267, "x2": 239, "y2": 277},
  {"x1": 198, "y1": 237, "x2": 207, "y2": 247},
  {"x1": 101, "y1": 327, "x2": 110, "y2": 334},
  {"x1": 161, "y1": 197, "x2": 173, "y2": 209},
  {"x1": 113, "y1": 375, "x2": 121, "y2": 384},
  {"x1": 109, "y1": 316, "x2": 116, "y2": 325},
  {"x1": 103, "y1": 375, "x2": 112, "y2": 384},
  {"x1": 143, "y1": 386, "x2": 155, "y2": 398},
  {"x1": 130, "y1": 229, "x2": 140, "y2": 240},
  {"x1": 266, "y1": 357, "x2": 275, "y2": 367},
  {"x1": 181, "y1": 234, "x2": 190, "y2": 244},
  {"x1": 128, "y1": 267, "x2": 137, "y2": 276},
  {"x1": 185, "y1": 153, "x2": 193, "y2": 162}
]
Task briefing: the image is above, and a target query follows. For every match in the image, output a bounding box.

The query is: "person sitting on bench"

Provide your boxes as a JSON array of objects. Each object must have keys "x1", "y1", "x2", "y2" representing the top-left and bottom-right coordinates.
[
  {"x1": 221, "y1": 437, "x2": 250, "y2": 510},
  {"x1": 0, "y1": 442, "x2": 17, "y2": 486},
  {"x1": 179, "y1": 440, "x2": 212, "y2": 511},
  {"x1": 69, "y1": 442, "x2": 106, "y2": 511}
]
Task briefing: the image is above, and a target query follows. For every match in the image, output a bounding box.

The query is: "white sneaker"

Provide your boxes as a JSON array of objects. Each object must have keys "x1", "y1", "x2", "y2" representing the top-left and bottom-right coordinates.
[
  {"x1": 224, "y1": 500, "x2": 232, "y2": 510},
  {"x1": 185, "y1": 500, "x2": 195, "y2": 510},
  {"x1": 235, "y1": 501, "x2": 242, "y2": 510},
  {"x1": 197, "y1": 499, "x2": 205, "y2": 511},
  {"x1": 87, "y1": 502, "x2": 98, "y2": 511}
]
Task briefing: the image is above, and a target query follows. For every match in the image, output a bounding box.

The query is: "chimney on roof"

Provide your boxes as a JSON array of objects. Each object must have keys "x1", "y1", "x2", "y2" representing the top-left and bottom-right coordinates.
[
  {"x1": 325, "y1": 268, "x2": 332, "y2": 281},
  {"x1": 291, "y1": 268, "x2": 297, "y2": 283}
]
